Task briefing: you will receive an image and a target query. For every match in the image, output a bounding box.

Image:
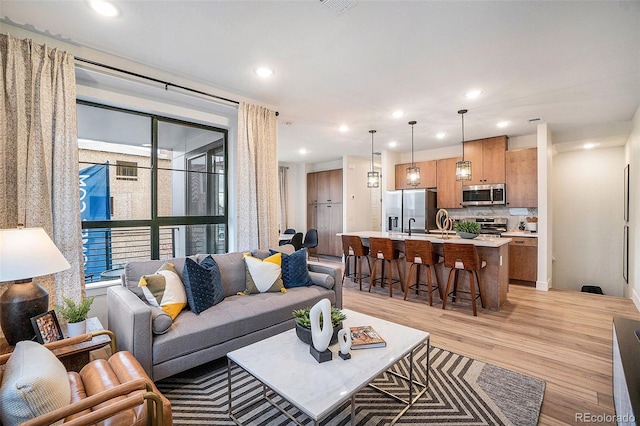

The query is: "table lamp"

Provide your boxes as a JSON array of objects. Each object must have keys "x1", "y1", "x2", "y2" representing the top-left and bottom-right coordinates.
[{"x1": 0, "y1": 226, "x2": 71, "y2": 345}]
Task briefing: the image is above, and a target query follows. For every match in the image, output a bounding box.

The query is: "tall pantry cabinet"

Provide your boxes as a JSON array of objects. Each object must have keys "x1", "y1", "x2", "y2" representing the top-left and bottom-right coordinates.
[{"x1": 307, "y1": 169, "x2": 343, "y2": 256}]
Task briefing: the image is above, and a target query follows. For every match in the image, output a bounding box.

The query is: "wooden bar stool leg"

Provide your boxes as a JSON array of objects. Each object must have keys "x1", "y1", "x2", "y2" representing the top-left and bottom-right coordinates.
[
  {"x1": 394, "y1": 259, "x2": 403, "y2": 294},
  {"x1": 369, "y1": 260, "x2": 378, "y2": 292},
  {"x1": 356, "y1": 256, "x2": 362, "y2": 290},
  {"x1": 403, "y1": 263, "x2": 415, "y2": 300},
  {"x1": 442, "y1": 269, "x2": 455, "y2": 310},
  {"x1": 426, "y1": 266, "x2": 433, "y2": 306},
  {"x1": 433, "y1": 265, "x2": 443, "y2": 301},
  {"x1": 341, "y1": 255, "x2": 349, "y2": 285},
  {"x1": 451, "y1": 269, "x2": 460, "y2": 303},
  {"x1": 475, "y1": 271, "x2": 486, "y2": 308},
  {"x1": 468, "y1": 270, "x2": 478, "y2": 316}
]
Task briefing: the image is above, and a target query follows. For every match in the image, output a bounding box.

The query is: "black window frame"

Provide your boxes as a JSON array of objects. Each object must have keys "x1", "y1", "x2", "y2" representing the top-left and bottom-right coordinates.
[{"x1": 77, "y1": 100, "x2": 229, "y2": 262}]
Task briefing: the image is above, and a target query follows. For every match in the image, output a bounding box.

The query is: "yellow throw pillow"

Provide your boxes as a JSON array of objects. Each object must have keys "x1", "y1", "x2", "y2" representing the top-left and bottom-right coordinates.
[
  {"x1": 139, "y1": 262, "x2": 187, "y2": 319},
  {"x1": 243, "y1": 252, "x2": 285, "y2": 294}
]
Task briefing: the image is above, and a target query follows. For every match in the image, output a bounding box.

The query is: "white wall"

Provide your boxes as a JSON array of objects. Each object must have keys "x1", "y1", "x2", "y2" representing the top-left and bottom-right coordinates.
[
  {"x1": 344, "y1": 156, "x2": 377, "y2": 232},
  {"x1": 537, "y1": 123, "x2": 553, "y2": 291},
  {"x1": 552, "y1": 146, "x2": 625, "y2": 296},
  {"x1": 626, "y1": 107, "x2": 640, "y2": 309}
]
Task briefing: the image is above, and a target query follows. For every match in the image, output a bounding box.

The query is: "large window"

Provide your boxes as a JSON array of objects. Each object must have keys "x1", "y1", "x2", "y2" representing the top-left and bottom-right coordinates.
[{"x1": 78, "y1": 101, "x2": 228, "y2": 283}]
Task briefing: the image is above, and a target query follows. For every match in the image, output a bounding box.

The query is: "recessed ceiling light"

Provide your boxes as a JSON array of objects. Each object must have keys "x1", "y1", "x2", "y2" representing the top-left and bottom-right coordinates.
[
  {"x1": 464, "y1": 89, "x2": 482, "y2": 99},
  {"x1": 339, "y1": 125, "x2": 349, "y2": 132},
  {"x1": 299, "y1": 148, "x2": 308, "y2": 155},
  {"x1": 388, "y1": 141, "x2": 398, "y2": 147},
  {"x1": 392, "y1": 110, "x2": 404, "y2": 118},
  {"x1": 436, "y1": 132, "x2": 446, "y2": 139},
  {"x1": 88, "y1": 0, "x2": 120, "y2": 17},
  {"x1": 496, "y1": 121, "x2": 510, "y2": 128},
  {"x1": 255, "y1": 67, "x2": 274, "y2": 78},
  {"x1": 583, "y1": 143, "x2": 598, "y2": 150}
]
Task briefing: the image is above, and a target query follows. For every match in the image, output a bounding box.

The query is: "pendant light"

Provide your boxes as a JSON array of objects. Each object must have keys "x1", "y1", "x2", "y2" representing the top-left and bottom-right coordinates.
[
  {"x1": 367, "y1": 130, "x2": 380, "y2": 188},
  {"x1": 405, "y1": 120, "x2": 420, "y2": 186},
  {"x1": 455, "y1": 109, "x2": 472, "y2": 181}
]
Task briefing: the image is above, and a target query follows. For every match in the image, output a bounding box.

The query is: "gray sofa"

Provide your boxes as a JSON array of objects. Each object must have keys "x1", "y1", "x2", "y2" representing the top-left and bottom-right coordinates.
[{"x1": 107, "y1": 246, "x2": 342, "y2": 381}]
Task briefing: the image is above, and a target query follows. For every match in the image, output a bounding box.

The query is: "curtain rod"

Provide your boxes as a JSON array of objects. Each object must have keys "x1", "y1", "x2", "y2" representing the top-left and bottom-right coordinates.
[{"x1": 74, "y1": 56, "x2": 279, "y2": 116}]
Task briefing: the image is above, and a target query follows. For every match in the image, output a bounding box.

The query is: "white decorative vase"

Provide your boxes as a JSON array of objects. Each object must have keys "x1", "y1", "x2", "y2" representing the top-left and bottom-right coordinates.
[{"x1": 66, "y1": 320, "x2": 86, "y2": 337}]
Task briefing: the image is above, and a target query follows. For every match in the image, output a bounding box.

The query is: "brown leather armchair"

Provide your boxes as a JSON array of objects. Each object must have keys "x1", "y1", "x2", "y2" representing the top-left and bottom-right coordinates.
[{"x1": 0, "y1": 331, "x2": 172, "y2": 426}]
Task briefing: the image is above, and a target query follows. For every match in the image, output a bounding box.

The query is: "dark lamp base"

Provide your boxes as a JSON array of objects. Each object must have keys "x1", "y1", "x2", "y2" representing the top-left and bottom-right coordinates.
[{"x1": 0, "y1": 280, "x2": 49, "y2": 345}]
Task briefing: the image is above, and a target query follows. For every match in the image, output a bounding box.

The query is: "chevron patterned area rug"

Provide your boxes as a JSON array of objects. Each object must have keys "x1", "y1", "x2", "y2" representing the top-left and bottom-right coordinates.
[{"x1": 157, "y1": 346, "x2": 545, "y2": 425}]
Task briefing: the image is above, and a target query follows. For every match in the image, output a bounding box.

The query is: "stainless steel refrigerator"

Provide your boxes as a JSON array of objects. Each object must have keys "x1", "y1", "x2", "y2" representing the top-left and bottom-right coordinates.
[
  {"x1": 402, "y1": 189, "x2": 437, "y2": 234},
  {"x1": 385, "y1": 190, "x2": 403, "y2": 232},
  {"x1": 385, "y1": 189, "x2": 437, "y2": 233}
]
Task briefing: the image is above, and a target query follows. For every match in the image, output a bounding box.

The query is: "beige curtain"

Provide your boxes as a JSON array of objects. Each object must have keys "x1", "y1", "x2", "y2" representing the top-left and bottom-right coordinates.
[
  {"x1": 0, "y1": 34, "x2": 83, "y2": 306},
  {"x1": 278, "y1": 166, "x2": 289, "y2": 232},
  {"x1": 236, "y1": 102, "x2": 278, "y2": 250}
]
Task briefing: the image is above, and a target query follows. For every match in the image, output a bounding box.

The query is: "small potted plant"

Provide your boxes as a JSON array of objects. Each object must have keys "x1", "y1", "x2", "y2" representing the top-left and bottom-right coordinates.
[
  {"x1": 454, "y1": 221, "x2": 481, "y2": 239},
  {"x1": 293, "y1": 306, "x2": 346, "y2": 345},
  {"x1": 56, "y1": 296, "x2": 95, "y2": 337}
]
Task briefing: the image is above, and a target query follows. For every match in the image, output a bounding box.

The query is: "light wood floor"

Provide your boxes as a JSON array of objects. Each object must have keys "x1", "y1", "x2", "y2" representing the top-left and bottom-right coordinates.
[{"x1": 340, "y1": 275, "x2": 640, "y2": 425}]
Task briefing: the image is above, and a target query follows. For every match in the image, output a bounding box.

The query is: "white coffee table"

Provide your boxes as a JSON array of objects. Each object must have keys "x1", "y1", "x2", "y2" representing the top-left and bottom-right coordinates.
[{"x1": 227, "y1": 309, "x2": 430, "y2": 425}]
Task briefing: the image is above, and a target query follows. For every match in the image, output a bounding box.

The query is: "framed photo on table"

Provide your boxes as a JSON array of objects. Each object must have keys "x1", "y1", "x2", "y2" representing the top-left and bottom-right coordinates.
[{"x1": 31, "y1": 310, "x2": 64, "y2": 344}]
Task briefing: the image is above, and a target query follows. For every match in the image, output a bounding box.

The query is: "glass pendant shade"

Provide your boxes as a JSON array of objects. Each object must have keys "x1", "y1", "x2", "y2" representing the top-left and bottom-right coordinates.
[
  {"x1": 455, "y1": 109, "x2": 472, "y2": 182},
  {"x1": 367, "y1": 171, "x2": 380, "y2": 188},
  {"x1": 406, "y1": 165, "x2": 421, "y2": 186},
  {"x1": 455, "y1": 160, "x2": 472, "y2": 181},
  {"x1": 405, "y1": 120, "x2": 420, "y2": 186},
  {"x1": 367, "y1": 129, "x2": 380, "y2": 188}
]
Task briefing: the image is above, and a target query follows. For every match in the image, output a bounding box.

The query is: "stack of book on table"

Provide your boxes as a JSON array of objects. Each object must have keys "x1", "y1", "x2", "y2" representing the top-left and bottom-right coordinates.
[{"x1": 350, "y1": 326, "x2": 386, "y2": 349}]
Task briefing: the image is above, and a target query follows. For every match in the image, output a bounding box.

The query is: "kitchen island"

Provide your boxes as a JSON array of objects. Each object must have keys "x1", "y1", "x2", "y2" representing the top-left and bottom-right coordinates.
[{"x1": 339, "y1": 231, "x2": 511, "y2": 311}]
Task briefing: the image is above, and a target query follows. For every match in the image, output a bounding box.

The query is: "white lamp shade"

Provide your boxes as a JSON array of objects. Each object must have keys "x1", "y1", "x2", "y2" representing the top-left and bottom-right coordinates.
[{"x1": 0, "y1": 227, "x2": 71, "y2": 282}]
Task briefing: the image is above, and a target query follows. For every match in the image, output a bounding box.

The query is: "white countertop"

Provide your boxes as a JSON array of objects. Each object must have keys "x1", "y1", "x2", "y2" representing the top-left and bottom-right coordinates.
[
  {"x1": 339, "y1": 231, "x2": 511, "y2": 247},
  {"x1": 501, "y1": 231, "x2": 539, "y2": 238}
]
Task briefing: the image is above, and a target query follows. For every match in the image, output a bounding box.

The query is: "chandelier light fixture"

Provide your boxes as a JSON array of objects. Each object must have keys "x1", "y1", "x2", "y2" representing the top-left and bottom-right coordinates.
[
  {"x1": 406, "y1": 121, "x2": 420, "y2": 186},
  {"x1": 455, "y1": 109, "x2": 472, "y2": 181},
  {"x1": 367, "y1": 130, "x2": 380, "y2": 188}
]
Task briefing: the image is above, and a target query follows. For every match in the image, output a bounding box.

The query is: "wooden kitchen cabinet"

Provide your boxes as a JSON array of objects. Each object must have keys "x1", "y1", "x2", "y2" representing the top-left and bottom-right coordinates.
[
  {"x1": 314, "y1": 169, "x2": 342, "y2": 204},
  {"x1": 506, "y1": 148, "x2": 537, "y2": 207},
  {"x1": 394, "y1": 160, "x2": 437, "y2": 189},
  {"x1": 307, "y1": 169, "x2": 343, "y2": 257},
  {"x1": 509, "y1": 237, "x2": 537, "y2": 283},
  {"x1": 463, "y1": 136, "x2": 507, "y2": 185},
  {"x1": 436, "y1": 157, "x2": 463, "y2": 209}
]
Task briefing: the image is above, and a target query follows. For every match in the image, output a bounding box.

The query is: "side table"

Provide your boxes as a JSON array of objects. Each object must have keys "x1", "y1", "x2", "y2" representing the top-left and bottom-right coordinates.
[{"x1": 0, "y1": 317, "x2": 111, "y2": 372}]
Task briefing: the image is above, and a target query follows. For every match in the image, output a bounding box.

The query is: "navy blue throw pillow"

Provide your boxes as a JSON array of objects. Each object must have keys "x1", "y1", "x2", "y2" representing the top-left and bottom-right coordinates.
[
  {"x1": 182, "y1": 256, "x2": 225, "y2": 314},
  {"x1": 270, "y1": 248, "x2": 314, "y2": 288}
]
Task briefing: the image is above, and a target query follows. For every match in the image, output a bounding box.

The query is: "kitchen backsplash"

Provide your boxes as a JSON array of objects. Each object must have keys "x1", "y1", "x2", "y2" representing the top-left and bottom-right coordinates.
[{"x1": 442, "y1": 206, "x2": 538, "y2": 231}]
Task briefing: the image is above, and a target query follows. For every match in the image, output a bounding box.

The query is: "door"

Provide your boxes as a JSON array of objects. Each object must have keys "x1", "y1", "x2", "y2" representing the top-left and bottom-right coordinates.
[{"x1": 185, "y1": 143, "x2": 225, "y2": 254}]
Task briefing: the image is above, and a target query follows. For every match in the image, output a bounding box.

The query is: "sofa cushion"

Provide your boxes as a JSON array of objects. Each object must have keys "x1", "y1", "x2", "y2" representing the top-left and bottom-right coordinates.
[
  {"x1": 0, "y1": 340, "x2": 71, "y2": 425},
  {"x1": 244, "y1": 252, "x2": 285, "y2": 294},
  {"x1": 150, "y1": 306, "x2": 173, "y2": 335},
  {"x1": 182, "y1": 256, "x2": 225, "y2": 314},
  {"x1": 152, "y1": 285, "x2": 337, "y2": 365},
  {"x1": 197, "y1": 252, "x2": 246, "y2": 297},
  {"x1": 271, "y1": 248, "x2": 314, "y2": 289},
  {"x1": 308, "y1": 271, "x2": 335, "y2": 289},
  {"x1": 138, "y1": 262, "x2": 187, "y2": 319}
]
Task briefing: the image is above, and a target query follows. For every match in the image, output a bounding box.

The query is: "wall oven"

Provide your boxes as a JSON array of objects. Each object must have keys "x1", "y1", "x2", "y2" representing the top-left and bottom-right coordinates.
[{"x1": 461, "y1": 183, "x2": 506, "y2": 206}]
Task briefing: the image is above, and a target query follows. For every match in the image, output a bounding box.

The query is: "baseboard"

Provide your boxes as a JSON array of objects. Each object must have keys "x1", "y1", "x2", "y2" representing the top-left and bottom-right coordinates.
[
  {"x1": 632, "y1": 288, "x2": 640, "y2": 313},
  {"x1": 536, "y1": 279, "x2": 550, "y2": 292}
]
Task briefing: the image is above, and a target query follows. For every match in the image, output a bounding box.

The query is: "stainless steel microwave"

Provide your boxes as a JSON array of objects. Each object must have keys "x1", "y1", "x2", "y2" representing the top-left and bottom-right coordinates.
[{"x1": 461, "y1": 184, "x2": 506, "y2": 206}]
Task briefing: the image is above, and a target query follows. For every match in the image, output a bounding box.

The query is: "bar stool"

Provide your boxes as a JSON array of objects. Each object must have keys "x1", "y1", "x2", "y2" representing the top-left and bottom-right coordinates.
[
  {"x1": 341, "y1": 235, "x2": 371, "y2": 290},
  {"x1": 403, "y1": 239, "x2": 443, "y2": 306},
  {"x1": 442, "y1": 243, "x2": 486, "y2": 316},
  {"x1": 368, "y1": 237, "x2": 404, "y2": 297}
]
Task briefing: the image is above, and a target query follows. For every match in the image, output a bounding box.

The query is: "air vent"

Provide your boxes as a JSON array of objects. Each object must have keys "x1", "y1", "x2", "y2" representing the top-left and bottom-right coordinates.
[
  {"x1": 320, "y1": 0, "x2": 358, "y2": 15},
  {"x1": 528, "y1": 117, "x2": 543, "y2": 123}
]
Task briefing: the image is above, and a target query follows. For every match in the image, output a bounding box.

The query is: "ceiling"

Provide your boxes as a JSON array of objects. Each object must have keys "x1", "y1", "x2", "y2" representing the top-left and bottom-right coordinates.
[{"x1": 1, "y1": 1, "x2": 639, "y2": 164}]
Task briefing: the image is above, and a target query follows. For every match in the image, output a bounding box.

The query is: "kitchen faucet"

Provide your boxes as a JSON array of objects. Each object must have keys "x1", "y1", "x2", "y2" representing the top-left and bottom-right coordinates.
[{"x1": 408, "y1": 217, "x2": 415, "y2": 236}]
